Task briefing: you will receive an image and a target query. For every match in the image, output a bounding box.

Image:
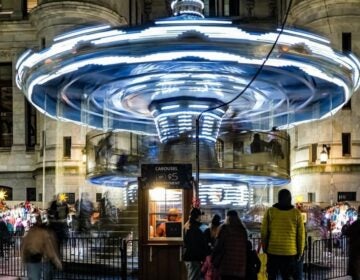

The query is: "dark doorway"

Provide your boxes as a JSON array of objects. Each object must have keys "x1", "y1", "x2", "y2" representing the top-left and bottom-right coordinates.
[{"x1": 26, "y1": 187, "x2": 36, "y2": 201}]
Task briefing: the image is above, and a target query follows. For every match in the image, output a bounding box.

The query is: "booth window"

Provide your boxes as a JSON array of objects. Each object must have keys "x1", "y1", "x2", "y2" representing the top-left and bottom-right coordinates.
[{"x1": 148, "y1": 188, "x2": 183, "y2": 240}]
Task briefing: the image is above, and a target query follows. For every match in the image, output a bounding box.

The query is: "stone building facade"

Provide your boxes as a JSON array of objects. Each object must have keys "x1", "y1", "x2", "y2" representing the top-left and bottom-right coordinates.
[{"x1": 0, "y1": 0, "x2": 359, "y2": 207}]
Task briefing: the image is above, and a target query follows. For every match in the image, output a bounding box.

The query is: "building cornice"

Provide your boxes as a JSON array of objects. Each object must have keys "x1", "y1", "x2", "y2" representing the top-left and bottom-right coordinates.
[{"x1": 292, "y1": 163, "x2": 360, "y2": 175}]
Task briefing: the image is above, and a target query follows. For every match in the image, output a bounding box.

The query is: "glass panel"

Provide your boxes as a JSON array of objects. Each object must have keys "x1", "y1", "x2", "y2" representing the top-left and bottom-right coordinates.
[{"x1": 148, "y1": 188, "x2": 183, "y2": 240}]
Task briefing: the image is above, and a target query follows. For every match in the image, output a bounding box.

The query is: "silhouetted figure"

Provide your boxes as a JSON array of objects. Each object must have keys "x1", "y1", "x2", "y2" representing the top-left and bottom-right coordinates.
[
  {"x1": 268, "y1": 139, "x2": 284, "y2": 159},
  {"x1": 250, "y1": 133, "x2": 267, "y2": 153},
  {"x1": 202, "y1": 214, "x2": 222, "y2": 280},
  {"x1": 0, "y1": 215, "x2": 10, "y2": 257},
  {"x1": 48, "y1": 194, "x2": 69, "y2": 250},
  {"x1": 183, "y1": 207, "x2": 208, "y2": 280},
  {"x1": 212, "y1": 210, "x2": 248, "y2": 280},
  {"x1": 95, "y1": 133, "x2": 113, "y2": 165},
  {"x1": 116, "y1": 151, "x2": 128, "y2": 171},
  {"x1": 75, "y1": 192, "x2": 95, "y2": 233},
  {"x1": 347, "y1": 208, "x2": 360, "y2": 280}
]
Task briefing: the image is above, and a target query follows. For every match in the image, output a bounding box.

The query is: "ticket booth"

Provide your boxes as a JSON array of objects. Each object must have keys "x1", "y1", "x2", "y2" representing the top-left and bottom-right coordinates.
[{"x1": 138, "y1": 164, "x2": 193, "y2": 280}]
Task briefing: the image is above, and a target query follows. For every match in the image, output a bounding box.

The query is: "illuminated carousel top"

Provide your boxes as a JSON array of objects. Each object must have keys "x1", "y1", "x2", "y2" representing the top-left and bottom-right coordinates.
[
  {"x1": 14, "y1": 0, "x2": 360, "y2": 189},
  {"x1": 15, "y1": 0, "x2": 360, "y2": 144}
]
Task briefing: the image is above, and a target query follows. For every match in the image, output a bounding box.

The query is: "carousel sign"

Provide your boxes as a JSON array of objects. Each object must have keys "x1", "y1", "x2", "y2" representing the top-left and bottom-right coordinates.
[{"x1": 140, "y1": 164, "x2": 192, "y2": 189}]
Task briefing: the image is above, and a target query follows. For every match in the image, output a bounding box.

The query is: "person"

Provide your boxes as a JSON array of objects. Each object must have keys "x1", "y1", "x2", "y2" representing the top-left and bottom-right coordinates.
[
  {"x1": 212, "y1": 210, "x2": 248, "y2": 280},
  {"x1": 347, "y1": 207, "x2": 360, "y2": 280},
  {"x1": 21, "y1": 215, "x2": 62, "y2": 280},
  {"x1": 156, "y1": 208, "x2": 181, "y2": 237},
  {"x1": 47, "y1": 194, "x2": 69, "y2": 250},
  {"x1": 246, "y1": 240, "x2": 261, "y2": 280},
  {"x1": 250, "y1": 133, "x2": 267, "y2": 153},
  {"x1": 0, "y1": 215, "x2": 11, "y2": 257},
  {"x1": 183, "y1": 207, "x2": 208, "y2": 280},
  {"x1": 261, "y1": 189, "x2": 305, "y2": 280},
  {"x1": 201, "y1": 214, "x2": 222, "y2": 280},
  {"x1": 75, "y1": 192, "x2": 95, "y2": 233}
]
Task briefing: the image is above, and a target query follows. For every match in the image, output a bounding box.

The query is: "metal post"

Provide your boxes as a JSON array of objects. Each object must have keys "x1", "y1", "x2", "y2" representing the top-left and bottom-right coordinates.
[
  {"x1": 120, "y1": 239, "x2": 127, "y2": 280},
  {"x1": 307, "y1": 235, "x2": 312, "y2": 280},
  {"x1": 195, "y1": 117, "x2": 200, "y2": 202}
]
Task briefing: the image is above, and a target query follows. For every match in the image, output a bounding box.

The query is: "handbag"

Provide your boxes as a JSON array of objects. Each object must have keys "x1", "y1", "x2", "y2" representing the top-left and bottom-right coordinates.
[{"x1": 257, "y1": 243, "x2": 268, "y2": 280}]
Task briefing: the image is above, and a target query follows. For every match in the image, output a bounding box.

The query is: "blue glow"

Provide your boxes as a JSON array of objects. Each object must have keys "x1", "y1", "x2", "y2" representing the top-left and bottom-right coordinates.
[{"x1": 15, "y1": 15, "x2": 360, "y2": 164}]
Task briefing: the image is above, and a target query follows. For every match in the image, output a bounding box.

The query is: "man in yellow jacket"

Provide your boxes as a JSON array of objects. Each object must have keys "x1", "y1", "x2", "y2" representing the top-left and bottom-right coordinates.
[{"x1": 261, "y1": 189, "x2": 305, "y2": 280}]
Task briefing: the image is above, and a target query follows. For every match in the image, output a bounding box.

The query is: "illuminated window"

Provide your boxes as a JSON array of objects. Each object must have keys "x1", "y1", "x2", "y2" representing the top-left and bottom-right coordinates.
[
  {"x1": 27, "y1": 0, "x2": 38, "y2": 12},
  {"x1": 338, "y1": 192, "x2": 356, "y2": 202},
  {"x1": 148, "y1": 188, "x2": 183, "y2": 240}
]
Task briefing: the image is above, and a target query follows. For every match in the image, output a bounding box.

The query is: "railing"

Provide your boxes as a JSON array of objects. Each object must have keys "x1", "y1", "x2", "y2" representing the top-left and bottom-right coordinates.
[
  {"x1": 0, "y1": 234, "x2": 350, "y2": 279},
  {"x1": 1, "y1": 233, "x2": 123, "y2": 279},
  {"x1": 305, "y1": 236, "x2": 349, "y2": 280}
]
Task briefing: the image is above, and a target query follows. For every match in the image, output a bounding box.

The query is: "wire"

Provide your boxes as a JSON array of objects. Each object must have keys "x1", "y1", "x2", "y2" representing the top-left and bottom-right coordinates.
[
  {"x1": 194, "y1": 0, "x2": 294, "y2": 190},
  {"x1": 196, "y1": 0, "x2": 294, "y2": 122}
]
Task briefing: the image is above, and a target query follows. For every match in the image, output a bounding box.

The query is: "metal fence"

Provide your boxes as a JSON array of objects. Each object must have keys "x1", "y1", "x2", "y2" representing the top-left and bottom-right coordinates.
[
  {"x1": 305, "y1": 235, "x2": 349, "y2": 280},
  {"x1": 1, "y1": 232, "x2": 124, "y2": 279},
  {"x1": 0, "y1": 234, "x2": 350, "y2": 279}
]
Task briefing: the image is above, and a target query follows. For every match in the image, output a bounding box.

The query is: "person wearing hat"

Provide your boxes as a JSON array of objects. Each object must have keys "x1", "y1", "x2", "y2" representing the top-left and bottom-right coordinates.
[
  {"x1": 156, "y1": 208, "x2": 181, "y2": 237},
  {"x1": 183, "y1": 207, "x2": 208, "y2": 280},
  {"x1": 212, "y1": 210, "x2": 248, "y2": 280}
]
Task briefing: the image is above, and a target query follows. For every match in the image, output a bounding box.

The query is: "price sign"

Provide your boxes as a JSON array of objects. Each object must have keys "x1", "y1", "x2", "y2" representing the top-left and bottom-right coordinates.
[{"x1": 140, "y1": 164, "x2": 192, "y2": 189}]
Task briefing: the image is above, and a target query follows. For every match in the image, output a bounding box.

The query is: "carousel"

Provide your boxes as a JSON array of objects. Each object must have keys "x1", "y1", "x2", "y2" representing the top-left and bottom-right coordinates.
[{"x1": 15, "y1": 0, "x2": 360, "y2": 206}]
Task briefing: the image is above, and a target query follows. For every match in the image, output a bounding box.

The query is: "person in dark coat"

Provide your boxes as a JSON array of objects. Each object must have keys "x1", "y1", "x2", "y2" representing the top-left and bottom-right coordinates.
[
  {"x1": 47, "y1": 194, "x2": 69, "y2": 250},
  {"x1": 202, "y1": 214, "x2": 222, "y2": 280},
  {"x1": 183, "y1": 207, "x2": 208, "y2": 280},
  {"x1": 0, "y1": 215, "x2": 11, "y2": 257},
  {"x1": 212, "y1": 210, "x2": 248, "y2": 280},
  {"x1": 347, "y1": 207, "x2": 360, "y2": 280},
  {"x1": 75, "y1": 192, "x2": 94, "y2": 233}
]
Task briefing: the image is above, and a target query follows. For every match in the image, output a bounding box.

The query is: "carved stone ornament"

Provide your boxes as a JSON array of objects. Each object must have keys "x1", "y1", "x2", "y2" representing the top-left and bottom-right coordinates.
[{"x1": 0, "y1": 50, "x2": 14, "y2": 60}]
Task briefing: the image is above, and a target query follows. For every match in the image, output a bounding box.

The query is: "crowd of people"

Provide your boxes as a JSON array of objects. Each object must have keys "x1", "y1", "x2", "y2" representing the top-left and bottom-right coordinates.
[
  {"x1": 0, "y1": 192, "x2": 96, "y2": 279},
  {"x1": 182, "y1": 189, "x2": 306, "y2": 280},
  {"x1": 1, "y1": 189, "x2": 360, "y2": 279}
]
